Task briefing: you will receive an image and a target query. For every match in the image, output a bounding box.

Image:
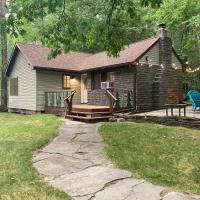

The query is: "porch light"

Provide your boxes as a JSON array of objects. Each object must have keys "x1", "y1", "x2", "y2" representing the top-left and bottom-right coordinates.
[{"x1": 160, "y1": 64, "x2": 164, "y2": 69}]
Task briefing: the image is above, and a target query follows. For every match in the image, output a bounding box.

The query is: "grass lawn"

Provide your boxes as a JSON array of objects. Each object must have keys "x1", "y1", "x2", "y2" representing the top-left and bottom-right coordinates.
[
  {"x1": 99, "y1": 122, "x2": 200, "y2": 195},
  {"x1": 0, "y1": 113, "x2": 70, "y2": 200}
]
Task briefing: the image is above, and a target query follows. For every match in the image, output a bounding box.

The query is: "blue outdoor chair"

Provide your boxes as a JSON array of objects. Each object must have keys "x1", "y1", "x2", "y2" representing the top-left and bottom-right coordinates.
[{"x1": 187, "y1": 90, "x2": 200, "y2": 111}]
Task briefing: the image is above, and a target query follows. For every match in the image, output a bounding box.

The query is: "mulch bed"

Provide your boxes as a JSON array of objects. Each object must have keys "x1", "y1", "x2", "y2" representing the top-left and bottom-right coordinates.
[{"x1": 124, "y1": 115, "x2": 200, "y2": 130}]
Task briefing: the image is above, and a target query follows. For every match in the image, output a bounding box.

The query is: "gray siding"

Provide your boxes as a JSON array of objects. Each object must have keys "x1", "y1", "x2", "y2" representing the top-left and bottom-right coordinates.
[
  {"x1": 172, "y1": 53, "x2": 182, "y2": 69},
  {"x1": 36, "y1": 70, "x2": 81, "y2": 111},
  {"x1": 8, "y1": 52, "x2": 37, "y2": 110},
  {"x1": 87, "y1": 72, "x2": 109, "y2": 105},
  {"x1": 136, "y1": 64, "x2": 182, "y2": 111},
  {"x1": 139, "y1": 42, "x2": 182, "y2": 69},
  {"x1": 87, "y1": 66, "x2": 135, "y2": 107},
  {"x1": 136, "y1": 65, "x2": 160, "y2": 110},
  {"x1": 139, "y1": 43, "x2": 159, "y2": 65}
]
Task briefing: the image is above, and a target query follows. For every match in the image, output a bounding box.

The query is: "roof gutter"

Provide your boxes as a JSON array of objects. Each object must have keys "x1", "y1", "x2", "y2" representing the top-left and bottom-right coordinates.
[{"x1": 33, "y1": 66, "x2": 80, "y2": 73}]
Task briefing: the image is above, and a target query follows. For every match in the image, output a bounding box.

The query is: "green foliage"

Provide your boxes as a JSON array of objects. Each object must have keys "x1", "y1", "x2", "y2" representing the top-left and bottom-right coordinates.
[
  {"x1": 127, "y1": 91, "x2": 132, "y2": 108},
  {"x1": 150, "y1": 0, "x2": 200, "y2": 67},
  {"x1": 183, "y1": 72, "x2": 200, "y2": 97},
  {"x1": 7, "y1": 0, "x2": 162, "y2": 57},
  {"x1": 4, "y1": 0, "x2": 200, "y2": 65},
  {"x1": 115, "y1": 91, "x2": 121, "y2": 110}
]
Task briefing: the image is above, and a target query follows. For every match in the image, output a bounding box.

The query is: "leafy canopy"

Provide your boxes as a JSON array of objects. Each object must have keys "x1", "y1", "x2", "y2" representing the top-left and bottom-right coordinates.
[{"x1": 7, "y1": 0, "x2": 162, "y2": 57}]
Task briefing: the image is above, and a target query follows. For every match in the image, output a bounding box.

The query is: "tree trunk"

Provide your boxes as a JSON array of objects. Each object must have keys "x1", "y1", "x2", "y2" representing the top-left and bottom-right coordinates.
[{"x1": 0, "y1": 0, "x2": 8, "y2": 111}]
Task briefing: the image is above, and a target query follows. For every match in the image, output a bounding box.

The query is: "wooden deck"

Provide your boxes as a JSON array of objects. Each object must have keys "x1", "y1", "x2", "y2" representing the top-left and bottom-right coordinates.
[{"x1": 66, "y1": 104, "x2": 113, "y2": 121}]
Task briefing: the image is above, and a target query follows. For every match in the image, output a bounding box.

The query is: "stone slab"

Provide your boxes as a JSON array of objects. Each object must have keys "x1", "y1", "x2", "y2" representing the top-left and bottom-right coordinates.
[
  {"x1": 125, "y1": 181, "x2": 164, "y2": 200},
  {"x1": 93, "y1": 178, "x2": 144, "y2": 200},
  {"x1": 93, "y1": 179, "x2": 164, "y2": 200},
  {"x1": 163, "y1": 192, "x2": 200, "y2": 200},
  {"x1": 50, "y1": 166, "x2": 132, "y2": 197},
  {"x1": 42, "y1": 142, "x2": 80, "y2": 157},
  {"x1": 33, "y1": 154, "x2": 94, "y2": 176},
  {"x1": 32, "y1": 152, "x2": 54, "y2": 163},
  {"x1": 75, "y1": 133, "x2": 103, "y2": 143}
]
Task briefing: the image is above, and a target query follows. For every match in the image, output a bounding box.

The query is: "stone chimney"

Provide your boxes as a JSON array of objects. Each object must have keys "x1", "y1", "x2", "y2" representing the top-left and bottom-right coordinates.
[{"x1": 157, "y1": 24, "x2": 172, "y2": 68}]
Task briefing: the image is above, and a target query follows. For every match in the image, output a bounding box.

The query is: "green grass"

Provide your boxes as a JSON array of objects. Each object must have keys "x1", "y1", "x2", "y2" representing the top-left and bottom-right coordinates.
[
  {"x1": 99, "y1": 122, "x2": 200, "y2": 195},
  {"x1": 0, "y1": 113, "x2": 70, "y2": 200}
]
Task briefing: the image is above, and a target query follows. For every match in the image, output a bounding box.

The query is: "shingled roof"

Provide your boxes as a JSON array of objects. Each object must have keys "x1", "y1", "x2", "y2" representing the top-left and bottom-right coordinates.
[
  {"x1": 17, "y1": 43, "x2": 92, "y2": 71},
  {"x1": 6, "y1": 37, "x2": 160, "y2": 75}
]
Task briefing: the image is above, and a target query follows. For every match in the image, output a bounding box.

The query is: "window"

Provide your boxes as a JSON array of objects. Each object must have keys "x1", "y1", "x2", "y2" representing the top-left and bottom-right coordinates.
[
  {"x1": 108, "y1": 72, "x2": 115, "y2": 82},
  {"x1": 92, "y1": 73, "x2": 101, "y2": 90},
  {"x1": 10, "y1": 78, "x2": 18, "y2": 96},
  {"x1": 63, "y1": 75, "x2": 71, "y2": 89},
  {"x1": 92, "y1": 71, "x2": 115, "y2": 90}
]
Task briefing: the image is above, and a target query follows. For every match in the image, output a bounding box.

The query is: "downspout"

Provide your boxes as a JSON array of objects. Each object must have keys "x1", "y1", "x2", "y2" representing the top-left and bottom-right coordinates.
[{"x1": 133, "y1": 64, "x2": 137, "y2": 112}]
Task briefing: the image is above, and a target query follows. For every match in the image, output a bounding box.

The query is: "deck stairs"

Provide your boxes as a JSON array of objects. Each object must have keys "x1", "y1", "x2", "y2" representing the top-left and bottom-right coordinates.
[{"x1": 66, "y1": 104, "x2": 114, "y2": 121}]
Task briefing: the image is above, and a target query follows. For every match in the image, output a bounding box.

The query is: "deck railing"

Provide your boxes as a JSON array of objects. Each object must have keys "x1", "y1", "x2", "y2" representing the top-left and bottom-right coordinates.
[
  {"x1": 45, "y1": 91, "x2": 70, "y2": 107},
  {"x1": 106, "y1": 90, "x2": 117, "y2": 114},
  {"x1": 44, "y1": 90, "x2": 134, "y2": 111},
  {"x1": 64, "y1": 91, "x2": 76, "y2": 115}
]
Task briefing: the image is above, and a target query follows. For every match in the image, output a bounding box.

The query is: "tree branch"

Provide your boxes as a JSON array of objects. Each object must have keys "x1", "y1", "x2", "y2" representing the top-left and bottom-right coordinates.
[
  {"x1": 63, "y1": 0, "x2": 66, "y2": 14},
  {"x1": 107, "y1": 0, "x2": 117, "y2": 27}
]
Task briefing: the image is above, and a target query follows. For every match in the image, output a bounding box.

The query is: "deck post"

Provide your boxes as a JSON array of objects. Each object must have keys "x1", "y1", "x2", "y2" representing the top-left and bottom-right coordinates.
[
  {"x1": 106, "y1": 90, "x2": 117, "y2": 114},
  {"x1": 64, "y1": 91, "x2": 76, "y2": 115}
]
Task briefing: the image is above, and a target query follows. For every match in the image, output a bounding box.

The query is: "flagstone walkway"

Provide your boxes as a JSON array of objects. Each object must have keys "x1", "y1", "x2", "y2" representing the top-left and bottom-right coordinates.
[{"x1": 32, "y1": 120, "x2": 200, "y2": 200}]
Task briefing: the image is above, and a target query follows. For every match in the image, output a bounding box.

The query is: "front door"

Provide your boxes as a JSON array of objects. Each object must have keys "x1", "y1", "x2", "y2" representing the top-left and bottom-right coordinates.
[{"x1": 81, "y1": 73, "x2": 88, "y2": 103}]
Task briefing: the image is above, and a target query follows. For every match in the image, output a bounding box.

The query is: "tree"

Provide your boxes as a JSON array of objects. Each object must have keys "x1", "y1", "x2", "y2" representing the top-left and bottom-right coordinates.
[
  {"x1": 151, "y1": 0, "x2": 200, "y2": 67},
  {"x1": 0, "y1": 0, "x2": 7, "y2": 110},
  {"x1": 7, "y1": 0, "x2": 163, "y2": 57}
]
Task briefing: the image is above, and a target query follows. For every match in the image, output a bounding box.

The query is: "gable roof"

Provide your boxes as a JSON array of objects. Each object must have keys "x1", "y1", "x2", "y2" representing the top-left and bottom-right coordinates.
[
  {"x1": 80, "y1": 37, "x2": 159, "y2": 71},
  {"x1": 6, "y1": 37, "x2": 162, "y2": 76}
]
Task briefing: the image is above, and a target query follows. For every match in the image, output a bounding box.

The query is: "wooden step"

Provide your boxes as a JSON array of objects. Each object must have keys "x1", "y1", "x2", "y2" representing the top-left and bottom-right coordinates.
[
  {"x1": 66, "y1": 115, "x2": 113, "y2": 121},
  {"x1": 71, "y1": 111, "x2": 111, "y2": 118},
  {"x1": 72, "y1": 105, "x2": 110, "y2": 113},
  {"x1": 73, "y1": 107, "x2": 110, "y2": 113}
]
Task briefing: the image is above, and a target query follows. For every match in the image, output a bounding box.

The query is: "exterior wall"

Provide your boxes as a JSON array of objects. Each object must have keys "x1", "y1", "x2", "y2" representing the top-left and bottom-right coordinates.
[
  {"x1": 36, "y1": 70, "x2": 81, "y2": 111},
  {"x1": 136, "y1": 65, "x2": 160, "y2": 111},
  {"x1": 136, "y1": 64, "x2": 182, "y2": 111},
  {"x1": 172, "y1": 53, "x2": 182, "y2": 69},
  {"x1": 139, "y1": 43, "x2": 159, "y2": 65},
  {"x1": 159, "y1": 68, "x2": 182, "y2": 106},
  {"x1": 7, "y1": 52, "x2": 37, "y2": 111},
  {"x1": 139, "y1": 41, "x2": 182, "y2": 69},
  {"x1": 87, "y1": 72, "x2": 109, "y2": 106},
  {"x1": 87, "y1": 66, "x2": 135, "y2": 107}
]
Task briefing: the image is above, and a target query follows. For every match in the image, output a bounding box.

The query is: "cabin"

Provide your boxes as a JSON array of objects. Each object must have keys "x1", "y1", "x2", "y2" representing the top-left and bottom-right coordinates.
[{"x1": 6, "y1": 24, "x2": 184, "y2": 120}]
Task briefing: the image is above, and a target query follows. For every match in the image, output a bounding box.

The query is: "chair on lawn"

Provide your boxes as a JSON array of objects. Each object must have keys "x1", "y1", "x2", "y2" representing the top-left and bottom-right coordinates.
[{"x1": 187, "y1": 90, "x2": 200, "y2": 111}]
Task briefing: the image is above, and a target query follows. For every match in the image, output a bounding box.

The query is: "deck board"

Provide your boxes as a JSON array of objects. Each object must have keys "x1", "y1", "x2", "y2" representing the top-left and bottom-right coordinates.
[
  {"x1": 72, "y1": 104, "x2": 110, "y2": 113},
  {"x1": 73, "y1": 104, "x2": 109, "y2": 109}
]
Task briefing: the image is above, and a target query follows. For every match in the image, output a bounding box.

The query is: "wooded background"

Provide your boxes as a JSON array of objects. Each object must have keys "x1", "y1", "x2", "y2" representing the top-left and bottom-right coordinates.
[{"x1": 0, "y1": 0, "x2": 200, "y2": 108}]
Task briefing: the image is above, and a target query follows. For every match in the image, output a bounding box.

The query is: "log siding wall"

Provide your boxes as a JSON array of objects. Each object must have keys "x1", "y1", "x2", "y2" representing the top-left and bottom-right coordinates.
[
  {"x1": 136, "y1": 65, "x2": 182, "y2": 111},
  {"x1": 87, "y1": 66, "x2": 135, "y2": 106},
  {"x1": 136, "y1": 65, "x2": 160, "y2": 110},
  {"x1": 139, "y1": 43, "x2": 159, "y2": 65}
]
